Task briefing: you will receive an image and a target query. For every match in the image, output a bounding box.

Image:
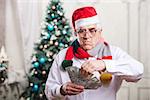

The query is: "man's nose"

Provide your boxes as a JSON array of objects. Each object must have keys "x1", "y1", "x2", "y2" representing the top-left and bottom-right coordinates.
[{"x1": 84, "y1": 31, "x2": 92, "y2": 37}]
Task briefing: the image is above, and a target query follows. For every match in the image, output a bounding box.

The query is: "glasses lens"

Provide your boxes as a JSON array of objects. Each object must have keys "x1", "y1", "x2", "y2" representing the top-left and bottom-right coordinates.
[{"x1": 77, "y1": 28, "x2": 98, "y2": 36}]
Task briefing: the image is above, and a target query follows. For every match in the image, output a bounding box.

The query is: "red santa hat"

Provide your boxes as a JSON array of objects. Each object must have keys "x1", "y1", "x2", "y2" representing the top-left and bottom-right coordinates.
[{"x1": 72, "y1": 6, "x2": 100, "y2": 30}]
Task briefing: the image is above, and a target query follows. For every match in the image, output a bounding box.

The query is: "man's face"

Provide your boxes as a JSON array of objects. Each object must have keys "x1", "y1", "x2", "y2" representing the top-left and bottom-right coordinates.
[{"x1": 76, "y1": 24, "x2": 101, "y2": 51}]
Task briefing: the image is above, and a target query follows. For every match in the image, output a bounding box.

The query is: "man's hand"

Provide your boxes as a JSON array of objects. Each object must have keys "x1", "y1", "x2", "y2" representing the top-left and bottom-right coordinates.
[
  {"x1": 60, "y1": 82, "x2": 84, "y2": 96},
  {"x1": 80, "y1": 60, "x2": 106, "y2": 77}
]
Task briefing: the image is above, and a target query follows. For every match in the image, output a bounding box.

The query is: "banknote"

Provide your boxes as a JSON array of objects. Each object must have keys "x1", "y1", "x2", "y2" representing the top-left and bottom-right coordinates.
[{"x1": 66, "y1": 66, "x2": 102, "y2": 89}]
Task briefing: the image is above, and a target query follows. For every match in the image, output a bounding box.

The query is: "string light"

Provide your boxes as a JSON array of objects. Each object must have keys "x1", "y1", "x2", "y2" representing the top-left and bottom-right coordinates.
[
  {"x1": 42, "y1": 71, "x2": 46, "y2": 75},
  {"x1": 52, "y1": 6, "x2": 56, "y2": 10}
]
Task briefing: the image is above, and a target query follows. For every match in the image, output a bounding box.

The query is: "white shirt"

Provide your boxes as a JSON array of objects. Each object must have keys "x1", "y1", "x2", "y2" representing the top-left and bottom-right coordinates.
[{"x1": 45, "y1": 45, "x2": 143, "y2": 100}]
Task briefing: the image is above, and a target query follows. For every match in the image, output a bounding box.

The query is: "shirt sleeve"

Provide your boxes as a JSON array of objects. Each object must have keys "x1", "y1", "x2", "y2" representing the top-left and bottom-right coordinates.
[
  {"x1": 45, "y1": 54, "x2": 66, "y2": 100},
  {"x1": 103, "y1": 46, "x2": 144, "y2": 82}
]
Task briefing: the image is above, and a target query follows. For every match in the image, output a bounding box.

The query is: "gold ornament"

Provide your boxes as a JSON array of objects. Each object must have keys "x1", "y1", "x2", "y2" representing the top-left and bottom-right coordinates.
[
  {"x1": 44, "y1": 45, "x2": 48, "y2": 49},
  {"x1": 100, "y1": 72, "x2": 112, "y2": 85},
  {"x1": 39, "y1": 45, "x2": 43, "y2": 49},
  {"x1": 49, "y1": 40, "x2": 53, "y2": 45}
]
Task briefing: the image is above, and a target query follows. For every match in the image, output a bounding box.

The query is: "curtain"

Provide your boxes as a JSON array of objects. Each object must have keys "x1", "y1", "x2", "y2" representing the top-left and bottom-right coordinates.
[
  {"x1": 5, "y1": 0, "x2": 48, "y2": 84},
  {"x1": 0, "y1": 0, "x2": 5, "y2": 48}
]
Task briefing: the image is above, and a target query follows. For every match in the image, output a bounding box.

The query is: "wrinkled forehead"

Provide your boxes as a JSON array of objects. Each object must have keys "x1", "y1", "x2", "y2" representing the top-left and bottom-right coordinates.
[{"x1": 76, "y1": 24, "x2": 97, "y2": 30}]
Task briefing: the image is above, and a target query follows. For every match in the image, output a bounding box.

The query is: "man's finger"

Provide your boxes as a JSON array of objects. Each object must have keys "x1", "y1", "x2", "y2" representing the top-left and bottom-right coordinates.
[
  {"x1": 68, "y1": 83, "x2": 84, "y2": 89},
  {"x1": 81, "y1": 61, "x2": 88, "y2": 68},
  {"x1": 66, "y1": 86, "x2": 83, "y2": 92},
  {"x1": 67, "y1": 90, "x2": 81, "y2": 95}
]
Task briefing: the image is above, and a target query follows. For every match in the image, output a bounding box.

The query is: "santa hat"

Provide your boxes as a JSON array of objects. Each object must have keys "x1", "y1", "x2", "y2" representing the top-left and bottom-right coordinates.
[{"x1": 72, "y1": 6, "x2": 100, "y2": 30}]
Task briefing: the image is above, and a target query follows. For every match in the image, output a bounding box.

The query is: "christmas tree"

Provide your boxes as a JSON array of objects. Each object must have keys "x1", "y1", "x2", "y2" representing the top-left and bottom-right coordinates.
[{"x1": 20, "y1": 0, "x2": 73, "y2": 99}]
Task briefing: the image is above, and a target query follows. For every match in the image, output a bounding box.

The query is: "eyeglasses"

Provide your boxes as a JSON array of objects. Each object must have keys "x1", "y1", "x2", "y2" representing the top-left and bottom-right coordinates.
[{"x1": 76, "y1": 28, "x2": 99, "y2": 37}]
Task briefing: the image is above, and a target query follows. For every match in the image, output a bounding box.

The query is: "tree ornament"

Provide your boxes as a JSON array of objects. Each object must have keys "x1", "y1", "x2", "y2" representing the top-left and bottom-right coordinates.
[
  {"x1": 62, "y1": 30, "x2": 67, "y2": 34},
  {"x1": 47, "y1": 10, "x2": 50, "y2": 13},
  {"x1": 65, "y1": 44, "x2": 68, "y2": 47},
  {"x1": 51, "y1": 13, "x2": 55, "y2": 19},
  {"x1": 58, "y1": 3, "x2": 61, "y2": 7},
  {"x1": 39, "y1": 93, "x2": 43, "y2": 97},
  {"x1": 34, "y1": 71, "x2": 38, "y2": 74},
  {"x1": 100, "y1": 72, "x2": 112, "y2": 85},
  {"x1": 59, "y1": 43, "x2": 64, "y2": 47},
  {"x1": 54, "y1": 19, "x2": 57, "y2": 22},
  {"x1": 55, "y1": 42, "x2": 58, "y2": 46},
  {"x1": 44, "y1": 45, "x2": 47, "y2": 49},
  {"x1": 47, "y1": 24, "x2": 54, "y2": 31},
  {"x1": 49, "y1": 40, "x2": 53, "y2": 45},
  {"x1": 52, "y1": 6, "x2": 56, "y2": 10},
  {"x1": 58, "y1": 12, "x2": 63, "y2": 16},
  {"x1": 1, "y1": 77, "x2": 4, "y2": 81},
  {"x1": 33, "y1": 62, "x2": 39, "y2": 68},
  {"x1": 33, "y1": 84, "x2": 39, "y2": 91},
  {"x1": 30, "y1": 83, "x2": 33, "y2": 86},
  {"x1": 39, "y1": 57, "x2": 46, "y2": 64},
  {"x1": 39, "y1": 45, "x2": 43, "y2": 49},
  {"x1": 49, "y1": 52, "x2": 53, "y2": 56},
  {"x1": 55, "y1": 30, "x2": 61, "y2": 36},
  {"x1": 54, "y1": 25, "x2": 57, "y2": 29},
  {"x1": 47, "y1": 51, "x2": 53, "y2": 57},
  {"x1": 26, "y1": 97, "x2": 30, "y2": 100},
  {"x1": 42, "y1": 71, "x2": 46, "y2": 75},
  {"x1": 0, "y1": 77, "x2": 5, "y2": 83}
]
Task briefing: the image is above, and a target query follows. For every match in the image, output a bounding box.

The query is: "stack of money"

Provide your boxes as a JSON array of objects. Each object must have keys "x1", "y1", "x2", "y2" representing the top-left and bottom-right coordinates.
[
  {"x1": 66, "y1": 66, "x2": 112, "y2": 89},
  {"x1": 66, "y1": 66, "x2": 101, "y2": 89}
]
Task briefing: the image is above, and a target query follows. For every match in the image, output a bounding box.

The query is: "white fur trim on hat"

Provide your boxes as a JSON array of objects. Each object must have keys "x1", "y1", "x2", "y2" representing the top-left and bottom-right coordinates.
[{"x1": 75, "y1": 15, "x2": 100, "y2": 29}]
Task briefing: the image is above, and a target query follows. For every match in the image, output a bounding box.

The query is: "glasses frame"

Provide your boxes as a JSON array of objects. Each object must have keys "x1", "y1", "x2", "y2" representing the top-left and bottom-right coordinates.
[{"x1": 76, "y1": 27, "x2": 100, "y2": 37}]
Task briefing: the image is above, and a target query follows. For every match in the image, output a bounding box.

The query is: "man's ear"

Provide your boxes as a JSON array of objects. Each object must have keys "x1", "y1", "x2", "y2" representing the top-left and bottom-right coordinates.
[
  {"x1": 75, "y1": 33, "x2": 77, "y2": 36},
  {"x1": 99, "y1": 28, "x2": 102, "y2": 35},
  {"x1": 100, "y1": 28, "x2": 102, "y2": 32}
]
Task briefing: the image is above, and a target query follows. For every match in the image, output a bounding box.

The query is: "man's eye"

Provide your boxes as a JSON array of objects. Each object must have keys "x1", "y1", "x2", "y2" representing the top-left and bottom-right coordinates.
[
  {"x1": 89, "y1": 29, "x2": 96, "y2": 33},
  {"x1": 78, "y1": 29, "x2": 86, "y2": 33}
]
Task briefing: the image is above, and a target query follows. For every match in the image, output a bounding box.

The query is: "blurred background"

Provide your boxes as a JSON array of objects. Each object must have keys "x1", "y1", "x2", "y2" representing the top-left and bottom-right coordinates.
[{"x1": 0, "y1": 0, "x2": 150, "y2": 100}]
